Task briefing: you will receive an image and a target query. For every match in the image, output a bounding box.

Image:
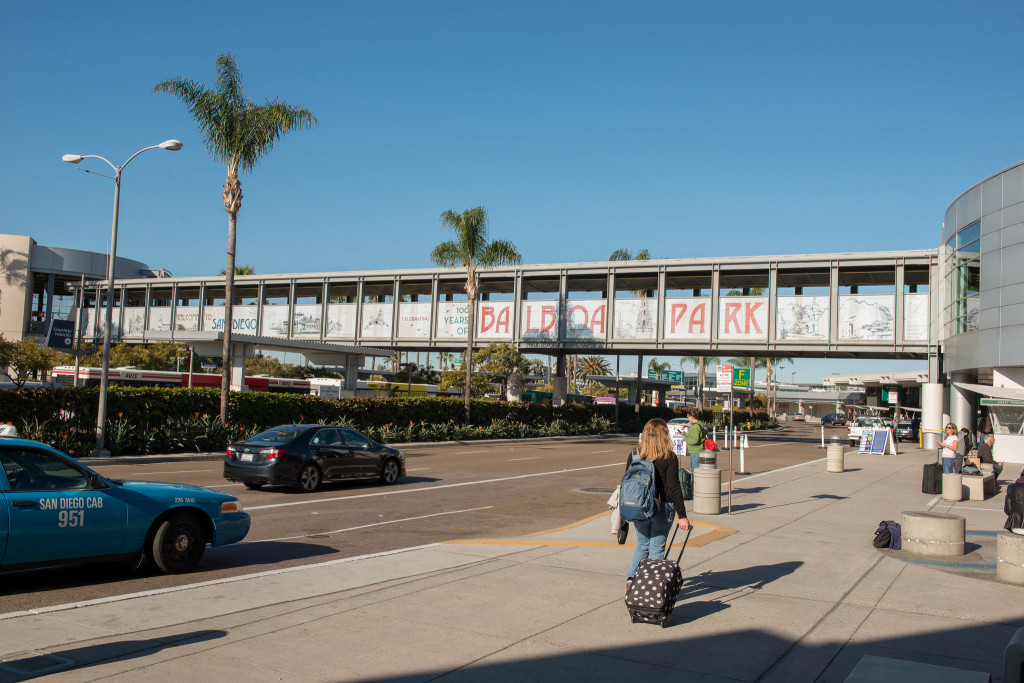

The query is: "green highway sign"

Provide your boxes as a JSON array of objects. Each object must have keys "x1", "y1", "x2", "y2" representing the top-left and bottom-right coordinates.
[
  {"x1": 733, "y1": 368, "x2": 750, "y2": 388},
  {"x1": 647, "y1": 369, "x2": 683, "y2": 382}
]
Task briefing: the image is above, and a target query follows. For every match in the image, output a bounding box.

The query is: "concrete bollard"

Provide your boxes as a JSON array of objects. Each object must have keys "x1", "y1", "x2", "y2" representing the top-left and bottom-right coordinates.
[
  {"x1": 997, "y1": 532, "x2": 1024, "y2": 586},
  {"x1": 826, "y1": 439, "x2": 844, "y2": 473},
  {"x1": 902, "y1": 511, "x2": 965, "y2": 557},
  {"x1": 693, "y1": 467, "x2": 721, "y2": 515},
  {"x1": 942, "y1": 473, "x2": 964, "y2": 501}
]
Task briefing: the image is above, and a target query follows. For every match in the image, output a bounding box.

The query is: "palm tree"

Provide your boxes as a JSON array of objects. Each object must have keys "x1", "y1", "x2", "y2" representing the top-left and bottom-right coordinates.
[
  {"x1": 579, "y1": 355, "x2": 611, "y2": 377},
  {"x1": 218, "y1": 264, "x2": 256, "y2": 276},
  {"x1": 648, "y1": 358, "x2": 670, "y2": 376},
  {"x1": 430, "y1": 207, "x2": 521, "y2": 423},
  {"x1": 692, "y1": 355, "x2": 721, "y2": 408},
  {"x1": 155, "y1": 54, "x2": 317, "y2": 424},
  {"x1": 609, "y1": 248, "x2": 650, "y2": 262},
  {"x1": 438, "y1": 351, "x2": 454, "y2": 372},
  {"x1": 765, "y1": 356, "x2": 794, "y2": 416}
]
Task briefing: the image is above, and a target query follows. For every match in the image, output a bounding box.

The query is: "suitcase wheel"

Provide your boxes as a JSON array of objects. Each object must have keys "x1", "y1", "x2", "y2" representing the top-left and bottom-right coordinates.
[{"x1": 660, "y1": 618, "x2": 670, "y2": 628}]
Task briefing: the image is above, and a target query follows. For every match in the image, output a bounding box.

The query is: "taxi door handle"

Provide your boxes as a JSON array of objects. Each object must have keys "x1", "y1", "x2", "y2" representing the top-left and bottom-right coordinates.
[{"x1": 12, "y1": 500, "x2": 37, "y2": 508}]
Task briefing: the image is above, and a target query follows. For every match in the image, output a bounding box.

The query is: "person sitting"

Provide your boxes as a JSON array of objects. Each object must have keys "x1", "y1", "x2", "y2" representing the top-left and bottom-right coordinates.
[{"x1": 970, "y1": 434, "x2": 1004, "y2": 479}]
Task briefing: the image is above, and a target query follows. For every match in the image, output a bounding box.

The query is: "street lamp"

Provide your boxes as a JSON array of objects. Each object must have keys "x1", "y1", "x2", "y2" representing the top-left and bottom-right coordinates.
[
  {"x1": 399, "y1": 362, "x2": 414, "y2": 398},
  {"x1": 62, "y1": 140, "x2": 182, "y2": 456}
]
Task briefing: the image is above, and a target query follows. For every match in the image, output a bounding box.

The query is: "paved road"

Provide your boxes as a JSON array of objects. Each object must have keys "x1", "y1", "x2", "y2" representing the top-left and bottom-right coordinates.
[{"x1": 0, "y1": 423, "x2": 843, "y2": 614}]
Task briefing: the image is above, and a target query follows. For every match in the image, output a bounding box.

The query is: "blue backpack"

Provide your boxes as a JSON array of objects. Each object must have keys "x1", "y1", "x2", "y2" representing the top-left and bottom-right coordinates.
[{"x1": 619, "y1": 452, "x2": 659, "y2": 522}]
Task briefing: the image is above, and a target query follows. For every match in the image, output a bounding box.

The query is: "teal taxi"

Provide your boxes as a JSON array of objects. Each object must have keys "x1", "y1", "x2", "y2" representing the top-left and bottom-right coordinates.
[{"x1": 0, "y1": 437, "x2": 250, "y2": 574}]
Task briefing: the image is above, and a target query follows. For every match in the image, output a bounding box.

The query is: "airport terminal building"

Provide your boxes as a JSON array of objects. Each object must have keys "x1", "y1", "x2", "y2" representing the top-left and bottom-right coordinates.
[{"x1": 3, "y1": 161, "x2": 1024, "y2": 461}]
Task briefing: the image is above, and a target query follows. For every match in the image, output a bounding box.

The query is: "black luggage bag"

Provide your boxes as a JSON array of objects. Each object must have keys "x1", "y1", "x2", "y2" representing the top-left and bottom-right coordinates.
[
  {"x1": 625, "y1": 525, "x2": 691, "y2": 627},
  {"x1": 922, "y1": 449, "x2": 942, "y2": 495}
]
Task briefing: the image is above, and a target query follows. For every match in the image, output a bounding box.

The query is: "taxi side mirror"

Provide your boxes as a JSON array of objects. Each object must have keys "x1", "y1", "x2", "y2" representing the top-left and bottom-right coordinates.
[{"x1": 88, "y1": 472, "x2": 106, "y2": 489}]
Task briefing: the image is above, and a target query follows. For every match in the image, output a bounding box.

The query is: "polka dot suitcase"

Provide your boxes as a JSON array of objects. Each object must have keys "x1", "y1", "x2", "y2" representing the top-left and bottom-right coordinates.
[{"x1": 625, "y1": 526, "x2": 690, "y2": 627}]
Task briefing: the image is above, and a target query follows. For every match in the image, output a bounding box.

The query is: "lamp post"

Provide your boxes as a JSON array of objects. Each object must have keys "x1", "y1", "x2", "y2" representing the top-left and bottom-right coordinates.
[
  {"x1": 399, "y1": 362, "x2": 414, "y2": 398},
  {"x1": 62, "y1": 140, "x2": 182, "y2": 456}
]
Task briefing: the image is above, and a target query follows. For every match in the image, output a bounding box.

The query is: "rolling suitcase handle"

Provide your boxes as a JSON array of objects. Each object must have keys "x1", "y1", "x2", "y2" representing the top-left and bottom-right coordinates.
[{"x1": 664, "y1": 521, "x2": 692, "y2": 565}]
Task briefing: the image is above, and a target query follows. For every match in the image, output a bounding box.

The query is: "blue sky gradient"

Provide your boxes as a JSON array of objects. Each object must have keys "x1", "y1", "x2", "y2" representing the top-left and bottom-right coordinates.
[{"x1": 3, "y1": 1, "x2": 1022, "y2": 380}]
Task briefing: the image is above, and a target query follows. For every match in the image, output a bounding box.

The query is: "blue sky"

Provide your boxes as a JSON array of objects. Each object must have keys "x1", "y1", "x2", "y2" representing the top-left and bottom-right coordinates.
[{"x1": 3, "y1": 1, "x2": 1022, "y2": 382}]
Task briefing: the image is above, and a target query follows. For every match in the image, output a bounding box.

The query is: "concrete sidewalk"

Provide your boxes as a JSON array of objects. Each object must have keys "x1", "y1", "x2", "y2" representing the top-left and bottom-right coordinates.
[{"x1": 2, "y1": 447, "x2": 1022, "y2": 682}]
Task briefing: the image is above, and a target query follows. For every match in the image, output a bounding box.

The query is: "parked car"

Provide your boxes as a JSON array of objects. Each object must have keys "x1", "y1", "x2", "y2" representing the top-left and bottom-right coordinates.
[
  {"x1": 224, "y1": 425, "x2": 406, "y2": 493},
  {"x1": 821, "y1": 413, "x2": 847, "y2": 426},
  {"x1": 0, "y1": 437, "x2": 250, "y2": 574},
  {"x1": 847, "y1": 416, "x2": 886, "y2": 447},
  {"x1": 895, "y1": 421, "x2": 916, "y2": 442},
  {"x1": 786, "y1": 413, "x2": 805, "y2": 422}
]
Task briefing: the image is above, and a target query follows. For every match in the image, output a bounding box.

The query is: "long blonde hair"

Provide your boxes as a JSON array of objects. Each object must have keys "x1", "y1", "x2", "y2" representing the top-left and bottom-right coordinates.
[{"x1": 639, "y1": 418, "x2": 674, "y2": 461}]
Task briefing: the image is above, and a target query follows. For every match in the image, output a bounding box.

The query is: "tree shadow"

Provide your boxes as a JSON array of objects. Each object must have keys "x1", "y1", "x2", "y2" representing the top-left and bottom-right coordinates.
[
  {"x1": 0, "y1": 629, "x2": 225, "y2": 681},
  {"x1": 680, "y1": 561, "x2": 803, "y2": 601}
]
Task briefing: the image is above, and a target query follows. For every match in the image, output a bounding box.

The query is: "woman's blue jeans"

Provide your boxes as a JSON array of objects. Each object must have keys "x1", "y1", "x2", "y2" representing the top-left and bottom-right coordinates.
[
  {"x1": 942, "y1": 457, "x2": 956, "y2": 474},
  {"x1": 627, "y1": 502, "x2": 675, "y2": 579}
]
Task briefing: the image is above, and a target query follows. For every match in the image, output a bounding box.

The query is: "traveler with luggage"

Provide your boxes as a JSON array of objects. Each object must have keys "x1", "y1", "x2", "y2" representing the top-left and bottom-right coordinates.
[
  {"x1": 621, "y1": 418, "x2": 690, "y2": 592},
  {"x1": 684, "y1": 408, "x2": 708, "y2": 473},
  {"x1": 937, "y1": 424, "x2": 960, "y2": 474}
]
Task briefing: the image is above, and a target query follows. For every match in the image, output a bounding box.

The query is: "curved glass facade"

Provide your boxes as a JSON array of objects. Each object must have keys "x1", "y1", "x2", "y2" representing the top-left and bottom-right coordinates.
[{"x1": 942, "y1": 160, "x2": 1024, "y2": 373}]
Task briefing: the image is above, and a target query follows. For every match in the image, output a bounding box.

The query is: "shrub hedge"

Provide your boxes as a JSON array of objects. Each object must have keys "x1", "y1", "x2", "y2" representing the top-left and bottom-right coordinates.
[{"x1": 0, "y1": 387, "x2": 775, "y2": 457}]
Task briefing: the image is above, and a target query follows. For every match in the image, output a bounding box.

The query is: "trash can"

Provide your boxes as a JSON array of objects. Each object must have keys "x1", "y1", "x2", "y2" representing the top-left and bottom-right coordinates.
[
  {"x1": 698, "y1": 449, "x2": 717, "y2": 469},
  {"x1": 826, "y1": 435, "x2": 844, "y2": 473}
]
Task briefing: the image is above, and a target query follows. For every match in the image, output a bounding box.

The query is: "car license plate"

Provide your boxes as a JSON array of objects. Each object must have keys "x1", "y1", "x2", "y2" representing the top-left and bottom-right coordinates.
[{"x1": 240, "y1": 453, "x2": 254, "y2": 462}]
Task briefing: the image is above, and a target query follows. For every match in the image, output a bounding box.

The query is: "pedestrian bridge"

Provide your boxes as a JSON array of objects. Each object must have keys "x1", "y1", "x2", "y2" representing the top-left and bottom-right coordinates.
[{"x1": 80, "y1": 248, "x2": 940, "y2": 361}]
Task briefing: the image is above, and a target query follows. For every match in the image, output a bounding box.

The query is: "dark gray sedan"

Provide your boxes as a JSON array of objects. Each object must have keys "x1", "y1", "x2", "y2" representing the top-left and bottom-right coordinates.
[{"x1": 224, "y1": 425, "x2": 406, "y2": 493}]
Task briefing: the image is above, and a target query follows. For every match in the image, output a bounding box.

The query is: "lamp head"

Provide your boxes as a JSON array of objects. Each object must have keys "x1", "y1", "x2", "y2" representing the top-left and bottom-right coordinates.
[
  {"x1": 159, "y1": 139, "x2": 183, "y2": 151},
  {"x1": 62, "y1": 154, "x2": 84, "y2": 164}
]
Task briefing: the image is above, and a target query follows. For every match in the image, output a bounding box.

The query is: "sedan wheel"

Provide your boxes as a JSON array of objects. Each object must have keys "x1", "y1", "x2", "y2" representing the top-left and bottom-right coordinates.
[
  {"x1": 296, "y1": 464, "x2": 322, "y2": 493},
  {"x1": 147, "y1": 512, "x2": 206, "y2": 574},
  {"x1": 380, "y1": 458, "x2": 401, "y2": 485}
]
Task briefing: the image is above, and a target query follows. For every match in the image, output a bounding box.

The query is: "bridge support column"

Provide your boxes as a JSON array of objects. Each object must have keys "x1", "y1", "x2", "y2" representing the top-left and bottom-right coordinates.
[
  {"x1": 229, "y1": 347, "x2": 249, "y2": 392},
  {"x1": 950, "y1": 371, "x2": 973, "y2": 433},
  {"x1": 343, "y1": 356, "x2": 361, "y2": 396},
  {"x1": 553, "y1": 354, "x2": 567, "y2": 407},
  {"x1": 922, "y1": 382, "x2": 944, "y2": 449}
]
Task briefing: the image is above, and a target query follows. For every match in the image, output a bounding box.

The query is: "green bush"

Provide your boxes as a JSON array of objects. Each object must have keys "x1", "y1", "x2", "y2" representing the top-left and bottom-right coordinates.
[{"x1": 0, "y1": 386, "x2": 773, "y2": 457}]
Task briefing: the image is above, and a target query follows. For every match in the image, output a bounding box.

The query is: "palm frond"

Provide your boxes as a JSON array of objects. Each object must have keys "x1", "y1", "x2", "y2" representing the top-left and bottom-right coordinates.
[
  {"x1": 609, "y1": 249, "x2": 631, "y2": 261},
  {"x1": 479, "y1": 239, "x2": 522, "y2": 268},
  {"x1": 430, "y1": 241, "x2": 463, "y2": 268}
]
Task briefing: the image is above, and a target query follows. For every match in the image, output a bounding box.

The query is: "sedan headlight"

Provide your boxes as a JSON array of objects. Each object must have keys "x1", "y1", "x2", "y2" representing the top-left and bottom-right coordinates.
[{"x1": 220, "y1": 500, "x2": 243, "y2": 514}]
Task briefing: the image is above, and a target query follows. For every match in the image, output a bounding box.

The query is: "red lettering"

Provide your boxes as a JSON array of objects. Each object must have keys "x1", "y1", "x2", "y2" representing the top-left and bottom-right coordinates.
[
  {"x1": 690, "y1": 303, "x2": 705, "y2": 334},
  {"x1": 590, "y1": 304, "x2": 605, "y2": 334},
  {"x1": 524, "y1": 306, "x2": 538, "y2": 333},
  {"x1": 724, "y1": 302, "x2": 741, "y2": 334},
  {"x1": 541, "y1": 305, "x2": 556, "y2": 332},
  {"x1": 744, "y1": 302, "x2": 763, "y2": 334},
  {"x1": 494, "y1": 306, "x2": 509, "y2": 333},
  {"x1": 671, "y1": 304, "x2": 688, "y2": 334},
  {"x1": 479, "y1": 305, "x2": 495, "y2": 332}
]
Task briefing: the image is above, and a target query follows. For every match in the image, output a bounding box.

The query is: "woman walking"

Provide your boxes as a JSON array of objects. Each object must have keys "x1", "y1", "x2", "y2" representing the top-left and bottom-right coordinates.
[{"x1": 624, "y1": 418, "x2": 690, "y2": 592}]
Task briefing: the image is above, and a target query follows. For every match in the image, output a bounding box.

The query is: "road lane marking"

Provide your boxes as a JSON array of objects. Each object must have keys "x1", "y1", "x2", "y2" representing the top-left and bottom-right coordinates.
[
  {"x1": 245, "y1": 462, "x2": 622, "y2": 511},
  {"x1": 507, "y1": 457, "x2": 541, "y2": 462},
  {"x1": 105, "y1": 469, "x2": 217, "y2": 475},
  {"x1": 244, "y1": 506, "x2": 494, "y2": 543},
  {"x1": 453, "y1": 450, "x2": 488, "y2": 454},
  {"x1": 446, "y1": 514, "x2": 736, "y2": 549},
  {"x1": 590, "y1": 449, "x2": 615, "y2": 454},
  {"x1": 927, "y1": 494, "x2": 941, "y2": 508},
  {"x1": 0, "y1": 543, "x2": 444, "y2": 621},
  {"x1": 407, "y1": 468, "x2": 430, "y2": 472}
]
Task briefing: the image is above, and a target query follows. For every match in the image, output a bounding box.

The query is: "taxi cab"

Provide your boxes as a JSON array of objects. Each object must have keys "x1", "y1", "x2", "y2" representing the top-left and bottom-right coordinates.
[{"x1": 0, "y1": 437, "x2": 250, "y2": 574}]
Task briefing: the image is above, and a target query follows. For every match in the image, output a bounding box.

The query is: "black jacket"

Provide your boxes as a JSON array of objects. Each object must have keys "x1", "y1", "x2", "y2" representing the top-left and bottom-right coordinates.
[
  {"x1": 1005, "y1": 483, "x2": 1024, "y2": 532},
  {"x1": 622, "y1": 451, "x2": 687, "y2": 518}
]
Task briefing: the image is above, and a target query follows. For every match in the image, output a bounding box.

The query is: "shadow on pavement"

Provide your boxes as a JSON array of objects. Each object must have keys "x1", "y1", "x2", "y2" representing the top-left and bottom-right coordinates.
[
  {"x1": 0, "y1": 630, "x2": 226, "y2": 682},
  {"x1": 343, "y1": 619, "x2": 1016, "y2": 681},
  {"x1": 681, "y1": 561, "x2": 803, "y2": 600}
]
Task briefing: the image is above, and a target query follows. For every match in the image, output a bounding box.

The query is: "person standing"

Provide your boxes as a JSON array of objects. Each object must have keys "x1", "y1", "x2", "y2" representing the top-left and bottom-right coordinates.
[
  {"x1": 623, "y1": 418, "x2": 690, "y2": 591},
  {"x1": 937, "y1": 423, "x2": 960, "y2": 474},
  {"x1": 684, "y1": 408, "x2": 708, "y2": 473}
]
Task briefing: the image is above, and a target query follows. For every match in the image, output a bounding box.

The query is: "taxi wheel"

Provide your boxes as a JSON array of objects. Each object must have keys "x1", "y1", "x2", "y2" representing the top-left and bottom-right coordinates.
[
  {"x1": 379, "y1": 458, "x2": 401, "y2": 485},
  {"x1": 147, "y1": 512, "x2": 206, "y2": 574},
  {"x1": 296, "y1": 464, "x2": 322, "y2": 493}
]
